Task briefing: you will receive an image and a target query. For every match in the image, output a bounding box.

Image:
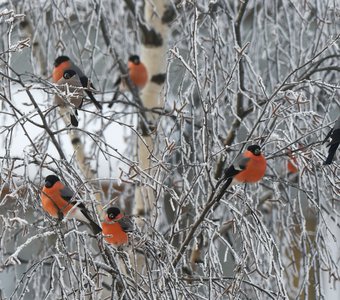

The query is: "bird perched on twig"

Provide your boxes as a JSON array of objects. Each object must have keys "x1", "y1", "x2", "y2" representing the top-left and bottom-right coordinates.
[
  {"x1": 222, "y1": 145, "x2": 267, "y2": 191},
  {"x1": 102, "y1": 207, "x2": 134, "y2": 246},
  {"x1": 41, "y1": 174, "x2": 102, "y2": 234},
  {"x1": 55, "y1": 69, "x2": 84, "y2": 127},
  {"x1": 108, "y1": 55, "x2": 148, "y2": 108},
  {"x1": 53, "y1": 55, "x2": 102, "y2": 110},
  {"x1": 287, "y1": 148, "x2": 298, "y2": 175}
]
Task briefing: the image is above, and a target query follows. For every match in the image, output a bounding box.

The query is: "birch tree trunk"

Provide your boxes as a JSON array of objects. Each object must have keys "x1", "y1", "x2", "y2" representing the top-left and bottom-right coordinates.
[
  {"x1": 134, "y1": 1, "x2": 173, "y2": 219},
  {"x1": 129, "y1": 0, "x2": 174, "y2": 277}
]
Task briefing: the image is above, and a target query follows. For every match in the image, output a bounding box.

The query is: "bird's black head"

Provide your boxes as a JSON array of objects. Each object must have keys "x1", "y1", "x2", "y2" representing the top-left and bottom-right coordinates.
[
  {"x1": 45, "y1": 175, "x2": 60, "y2": 188},
  {"x1": 107, "y1": 207, "x2": 121, "y2": 220},
  {"x1": 247, "y1": 145, "x2": 262, "y2": 156},
  {"x1": 128, "y1": 55, "x2": 140, "y2": 65},
  {"x1": 54, "y1": 55, "x2": 70, "y2": 67},
  {"x1": 63, "y1": 69, "x2": 77, "y2": 80}
]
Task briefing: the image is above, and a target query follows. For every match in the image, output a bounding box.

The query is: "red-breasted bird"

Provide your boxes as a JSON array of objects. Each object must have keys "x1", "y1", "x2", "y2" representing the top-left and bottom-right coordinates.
[
  {"x1": 102, "y1": 207, "x2": 134, "y2": 246},
  {"x1": 287, "y1": 149, "x2": 298, "y2": 174},
  {"x1": 41, "y1": 175, "x2": 102, "y2": 234},
  {"x1": 223, "y1": 145, "x2": 267, "y2": 190},
  {"x1": 55, "y1": 69, "x2": 84, "y2": 127},
  {"x1": 127, "y1": 55, "x2": 148, "y2": 90},
  {"x1": 323, "y1": 116, "x2": 340, "y2": 165},
  {"x1": 53, "y1": 55, "x2": 102, "y2": 110},
  {"x1": 108, "y1": 55, "x2": 148, "y2": 108}
]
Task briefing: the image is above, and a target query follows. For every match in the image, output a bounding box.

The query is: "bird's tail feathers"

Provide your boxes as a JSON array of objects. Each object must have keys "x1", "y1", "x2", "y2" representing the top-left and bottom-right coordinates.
[
  {"x1": 59, "y1": 106, "x2": 78, "y2": 127},
  {"x1": 88, "y1": 220, "x2": 102, "y2": 235},
  {"x1": 70, "y1": 114, "x2": 78, "y2": 127},
  {"x1": 323, "y1": 143, "x2": 339, "y2": 165},
  {"x1": 86, "y1": 90, "x2": 102, "y2": 110},
  {"x1": 108, "y1": 90, "x2": 119, "y2": 108},
  {"x1": 219, "y1": 176, "x2": 236, "y2": 195},
  {"x1": 79, "y1": 208, "x2": 102, "y2": 235}
]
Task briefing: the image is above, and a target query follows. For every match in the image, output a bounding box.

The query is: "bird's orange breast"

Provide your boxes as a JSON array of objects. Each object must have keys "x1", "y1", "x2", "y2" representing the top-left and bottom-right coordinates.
[
  {"x1": 234, "y1": 152, "x2": 267, "y2": 183},
  {"x1": 287, "y1": 159, "x2": 298, "y2": 174},
  {"x1": 52, "y1": 61, "x2": 71, "y2": 82},
  {"x1": 41, "y1": 182, "x2": 73, "y2": 218},
  {"x1": 287, "y1": 150, "x2": 298, "y2": 174},
  {"x1": 102, "y1": 222, "x2": 128, "y2": 246},
  {"x1": 128, "y1": 62, "x2": 148, "y2": 89}
]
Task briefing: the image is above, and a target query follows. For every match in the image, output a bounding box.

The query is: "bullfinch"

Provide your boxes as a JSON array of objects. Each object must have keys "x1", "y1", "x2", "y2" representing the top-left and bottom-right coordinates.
[
  {"x1": 53, "y1": 55, "x2": 102, "y2": 110},
  {"x1": 108, "y1": 55, "x2": 148, "y2": 108},
  {"x1": 55, "y1": 69, "x2": 84, "y2": 127},
  {"x1": 102, "y1": 207, "x2": 134, "y2": 246},
  {"x1": 223, "y1": 145, "x2": 267, "y2": 190},
  {"x1": 41, "y1": 175, "x2": 102, "y2": 234}
]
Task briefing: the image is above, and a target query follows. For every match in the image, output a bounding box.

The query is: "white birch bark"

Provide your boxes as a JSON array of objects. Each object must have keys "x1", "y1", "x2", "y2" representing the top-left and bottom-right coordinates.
[{"x1": 135, "y1": 0, "x2": 171, "y2": 221}]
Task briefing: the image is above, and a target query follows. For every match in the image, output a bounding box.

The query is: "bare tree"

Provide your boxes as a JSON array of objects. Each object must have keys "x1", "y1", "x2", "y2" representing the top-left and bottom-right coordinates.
[{"x1": 0, "y1": 1, "x2": 339, "y2": 299}]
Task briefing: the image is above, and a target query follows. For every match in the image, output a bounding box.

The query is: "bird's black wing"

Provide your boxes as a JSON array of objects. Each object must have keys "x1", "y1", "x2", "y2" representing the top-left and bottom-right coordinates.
[
  {"x1": 61, "y1": 185, "x2": 102, "y2": 234},
  {"x1": 323, "y1": 128, "x2": 334, "y2": 144},
  {"x1": 324, "y1": 142, "x2": 340, "y2": 165},
  {"x1": 324, "y1": 117, "x2": 340, "y2": 144},
  {"x1": 108, "y1": 78, "x2": 122, "y2": 108},
  {"x1": 70, "y1": 114, "x2": 79, "y2": 127},
  {"x1": 79, "y1": 206, "x2": 102, "y2": 234},
  {"x1": 323, "y1": 127, "x2": 340, "y2": 165},
  {"x1": 60, "y1": 185, "x2": 74, "y2": 202},
  {"x1": 224, "y1": 155, "x2": 250, "y2": 179},
  {"x1": 329, "y1": 128, "x2": 340, "y2": 145},
  {"x1": 60, "y1": 186, "x2": 87, "y2": 211},
  {"x1": 79, "y1": 75, "x2": 102, "y2": 110},
  {"x1": 224, "y1": 165, "x2": 240, "y2": 179},
  {"x1": 118, "y1": 216, "x2": 134, "y2": 233}
]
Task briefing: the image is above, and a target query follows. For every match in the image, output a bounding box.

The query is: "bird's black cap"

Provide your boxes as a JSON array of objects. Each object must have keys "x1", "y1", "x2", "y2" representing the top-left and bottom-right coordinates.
[
  {"x1": 128, "y1": 55, "x2": 140, "y2": 65},
  {"x1": 107, "y1": 207, "x2": 121, "y2": 220},
  {"x1": 54, "y1": 55, "x2": 70, "y2": 67},
  {"x1": 45, "y1": 174, "x2": 60, "y2": 188},
  {"x1": 247, "y1": 145, "x2": 262, "y2": 156}
]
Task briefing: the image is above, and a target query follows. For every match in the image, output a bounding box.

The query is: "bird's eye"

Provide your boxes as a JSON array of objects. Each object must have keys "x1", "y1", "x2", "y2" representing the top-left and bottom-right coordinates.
[
  {"x1": 254, "y1": 149, "x2": 261, "y2": 155},
  {"x1": 109, "y1": 214, "x2": 114, "y2": 219}
]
